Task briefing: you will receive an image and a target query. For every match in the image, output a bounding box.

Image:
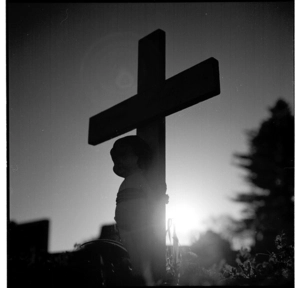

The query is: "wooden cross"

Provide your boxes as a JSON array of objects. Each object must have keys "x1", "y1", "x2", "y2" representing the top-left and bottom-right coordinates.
[{"x1": 88, "y1": 29, "x2": 220, "y2": 282}]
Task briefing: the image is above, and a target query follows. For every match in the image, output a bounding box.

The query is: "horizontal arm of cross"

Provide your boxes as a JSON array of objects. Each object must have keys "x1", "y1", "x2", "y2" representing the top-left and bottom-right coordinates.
[{"x1": 88, "y1": 57, "x2": 220, "y2": 145}]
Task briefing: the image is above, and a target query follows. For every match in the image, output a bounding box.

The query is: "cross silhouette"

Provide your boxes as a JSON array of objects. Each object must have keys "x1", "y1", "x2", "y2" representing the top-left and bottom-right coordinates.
[{"x1": 88, "y1": 29, "x2": 220, "y2": 282}]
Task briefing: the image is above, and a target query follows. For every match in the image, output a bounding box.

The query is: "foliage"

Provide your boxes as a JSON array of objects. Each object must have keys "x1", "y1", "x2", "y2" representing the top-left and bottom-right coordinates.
[
  {"x1": 190, "y1": 230, "x2": 237, "y2": 268},
  {"x1": 233, "y1": 99, "x2": 294, "y2": 252},
  {"x1": 178, "y1": 255, "x2": 227, "y2": 286},
  {"x1": 174, "y1": 232, "x2": 294, "y2": 286},
  {"x1": 8, "y1": 230, "x2": 294, "y2": 286},
  {"x1": 222, "y1": 232, "x2": 294, "y2": 286},
  {"x1": 164, "y1": 219, "x2": 181, "y2": 286}
]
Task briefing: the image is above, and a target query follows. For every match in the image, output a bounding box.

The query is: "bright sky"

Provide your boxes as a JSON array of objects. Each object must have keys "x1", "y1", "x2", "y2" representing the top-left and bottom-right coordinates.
[{"x1": 8, "y1": 3, "x2": 294, "y2": 252}]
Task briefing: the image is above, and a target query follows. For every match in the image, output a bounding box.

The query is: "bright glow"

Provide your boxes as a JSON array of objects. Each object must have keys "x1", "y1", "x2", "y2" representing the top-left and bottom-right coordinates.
[{"x1": 166, "y1": 204, "x2": 201, "y2": 245}]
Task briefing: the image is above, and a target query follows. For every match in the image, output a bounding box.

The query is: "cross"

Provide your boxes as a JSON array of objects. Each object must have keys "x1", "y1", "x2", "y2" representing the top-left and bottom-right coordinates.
[{"x1": 88, "y1": 29, "x2": 220, "y2": 282}]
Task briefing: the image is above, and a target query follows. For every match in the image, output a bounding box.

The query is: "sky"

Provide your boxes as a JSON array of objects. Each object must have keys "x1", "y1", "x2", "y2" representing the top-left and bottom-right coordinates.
[{"x1": 8, "y1": 2, "x2": 294, "y2": 252}]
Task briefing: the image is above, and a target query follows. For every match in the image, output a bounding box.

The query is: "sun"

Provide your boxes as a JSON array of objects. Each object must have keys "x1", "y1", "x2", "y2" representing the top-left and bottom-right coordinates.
[{"x1": 166, "y1": 203, "x2": 201, "y2": 245}]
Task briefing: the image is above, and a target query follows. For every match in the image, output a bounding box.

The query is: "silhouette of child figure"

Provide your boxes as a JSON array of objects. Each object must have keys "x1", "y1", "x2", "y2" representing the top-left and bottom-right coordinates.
[{"x1": 110, "y1": 136, "x2": 154, "y2": 285}]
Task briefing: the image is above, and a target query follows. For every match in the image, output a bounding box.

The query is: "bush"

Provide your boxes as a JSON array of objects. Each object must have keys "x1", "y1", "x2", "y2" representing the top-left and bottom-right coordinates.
[{"x1": 170, "y1": 232, "x2": 294, "y2": 286}]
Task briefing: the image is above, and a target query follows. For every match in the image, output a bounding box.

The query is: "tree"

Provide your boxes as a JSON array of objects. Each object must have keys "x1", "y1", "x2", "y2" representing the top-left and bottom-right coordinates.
[{"x1": 233, "y1": 99, "x2": 294, "y2": 253}]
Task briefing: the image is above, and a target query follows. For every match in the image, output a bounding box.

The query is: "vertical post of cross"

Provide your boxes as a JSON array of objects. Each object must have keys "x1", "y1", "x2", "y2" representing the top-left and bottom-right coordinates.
[{"x1": 137, "y1": 29, "x2": 166, "y2": 283}]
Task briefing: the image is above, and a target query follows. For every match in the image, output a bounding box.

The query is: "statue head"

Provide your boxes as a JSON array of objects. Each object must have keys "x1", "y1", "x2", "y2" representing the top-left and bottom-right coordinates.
[{"x1": 110, "y1": 136, "x2": 152, "y2": 178}]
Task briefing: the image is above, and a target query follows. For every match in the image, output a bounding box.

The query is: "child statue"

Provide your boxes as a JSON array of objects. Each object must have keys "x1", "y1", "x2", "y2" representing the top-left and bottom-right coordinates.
[{"x1": 110, "y1": 135, "x2": 155, "y2": 285}]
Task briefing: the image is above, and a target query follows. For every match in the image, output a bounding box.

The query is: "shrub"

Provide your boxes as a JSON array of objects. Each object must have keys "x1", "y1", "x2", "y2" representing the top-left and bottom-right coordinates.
[{"x1": 172, "y1": 232, "x2": 294, "y2": 286}]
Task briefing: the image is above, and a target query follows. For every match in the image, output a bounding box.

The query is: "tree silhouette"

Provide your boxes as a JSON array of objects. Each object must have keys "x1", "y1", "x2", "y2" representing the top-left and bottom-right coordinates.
[{"x1": 233, "y1": 99, "x2": 294, "y2": 253}]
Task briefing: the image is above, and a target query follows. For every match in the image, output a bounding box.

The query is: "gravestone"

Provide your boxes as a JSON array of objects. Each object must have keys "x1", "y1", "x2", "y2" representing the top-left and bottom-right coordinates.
[
  {"x1": 8, "y1": 219, "x2": 49, "y2": 257},
  {"x1": 88, "y1": 29, "x2": 220, "y2": 282}
]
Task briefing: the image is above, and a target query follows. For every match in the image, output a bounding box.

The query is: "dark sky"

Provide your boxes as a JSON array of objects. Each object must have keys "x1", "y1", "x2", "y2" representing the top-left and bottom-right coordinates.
[{"x1": 8, "y1": 3, "x2": 294, "y2": 252}]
